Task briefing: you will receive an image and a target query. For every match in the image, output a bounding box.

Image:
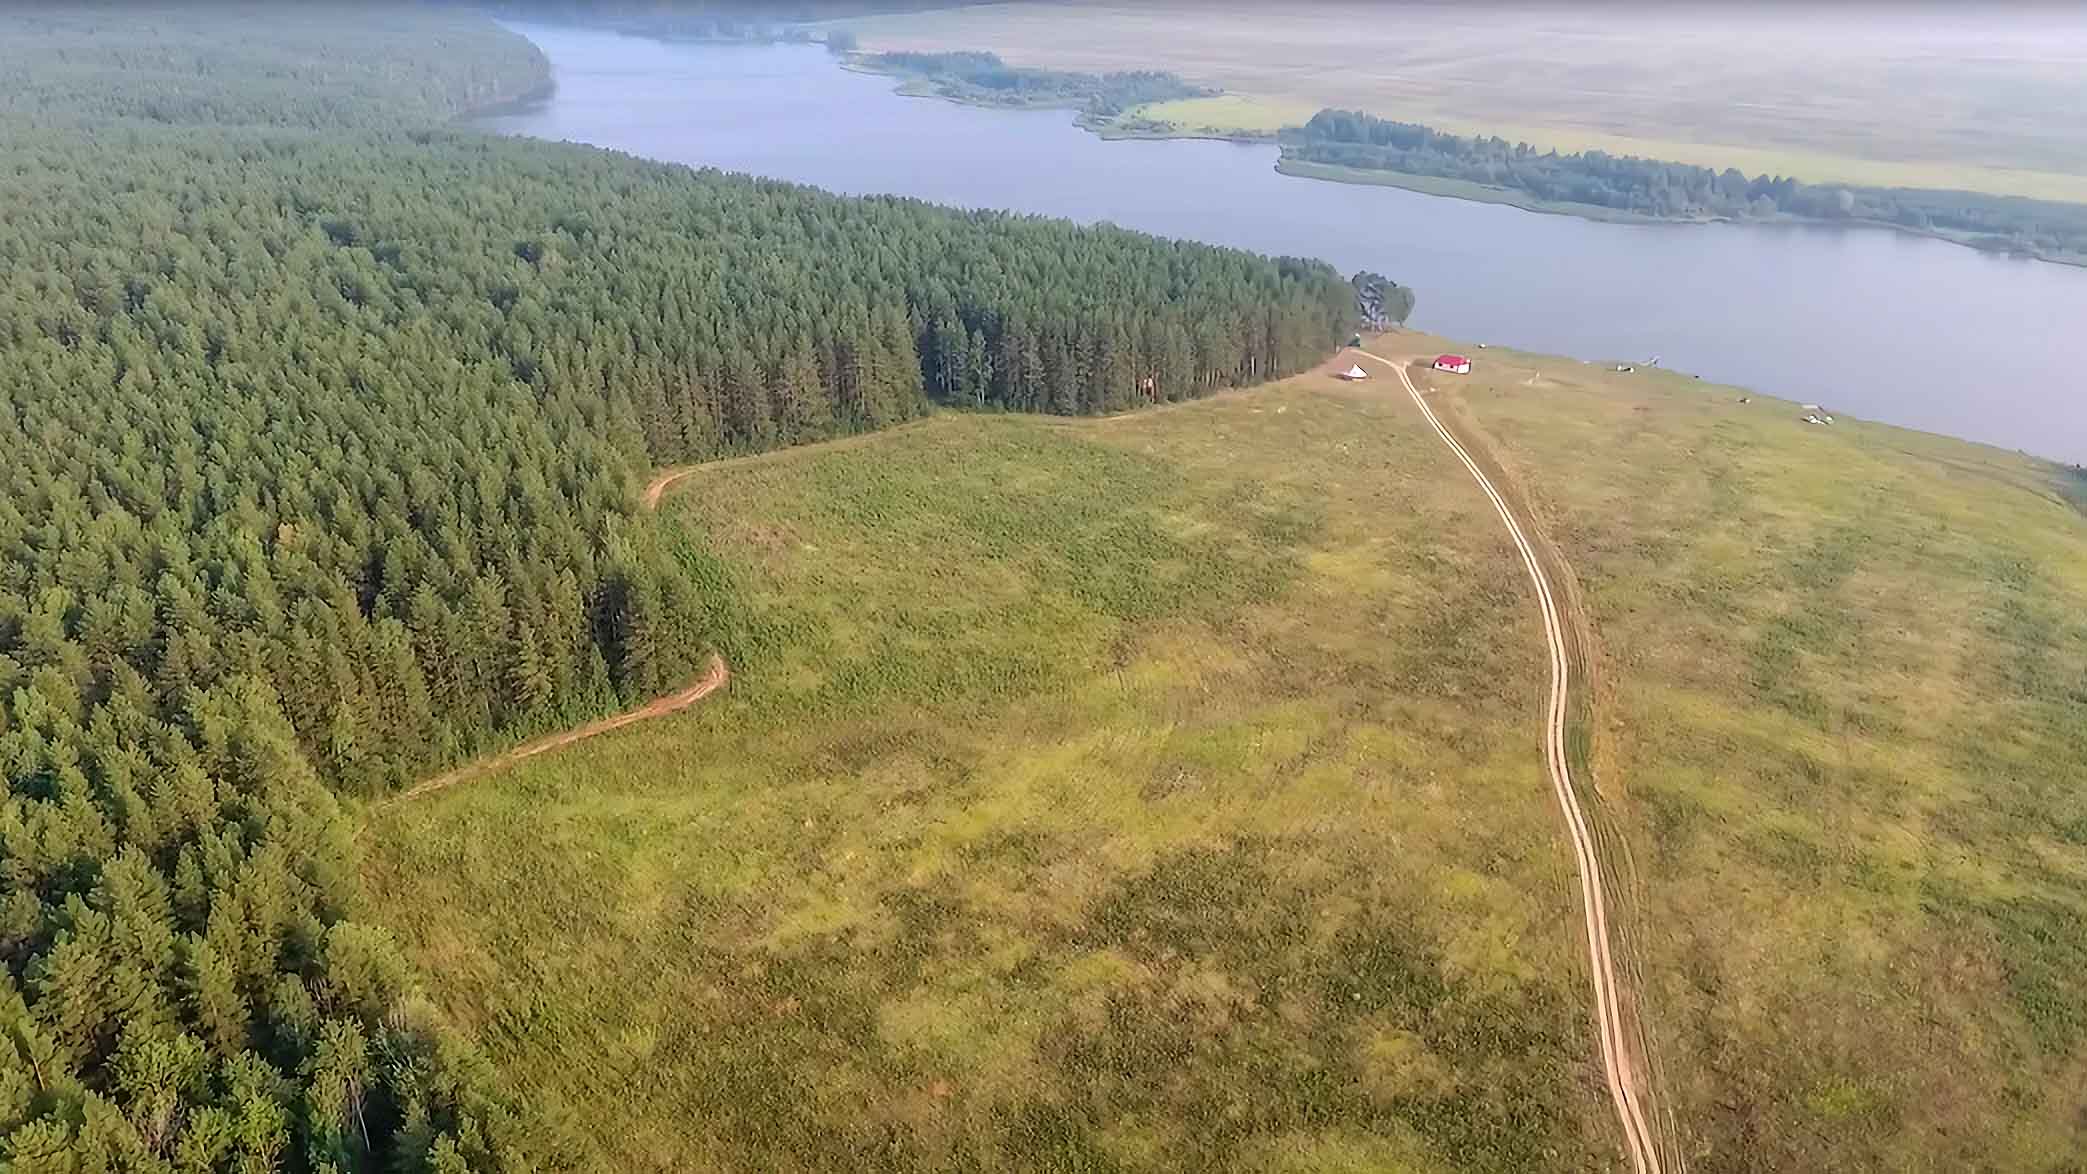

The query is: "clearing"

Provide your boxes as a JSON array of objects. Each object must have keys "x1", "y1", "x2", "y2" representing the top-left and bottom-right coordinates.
[
  {"x1": 365, "y1": 364, "x2": 1612, "y2": 1172},
  {"x1": 365, "y1": 340, "x2": 2087, "y2": 1170}
]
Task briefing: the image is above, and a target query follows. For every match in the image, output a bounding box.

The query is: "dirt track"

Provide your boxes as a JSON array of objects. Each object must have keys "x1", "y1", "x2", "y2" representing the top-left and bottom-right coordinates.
[
  {"x1": 642, "y1": 419, "x2": 942, "y2": 509},
  {"x1": 378, "y1": 444, "x2": 776, "y2": 812},
  {"x1": 397, "y1": 359, "x2": 1668, "y2": 1167},
  {"x1": 375, "y1": 653, "x2": 729, "y2": 811},
  {"x1": 1357, "y1": 348, "x2": 1668, "y2": 1174}
]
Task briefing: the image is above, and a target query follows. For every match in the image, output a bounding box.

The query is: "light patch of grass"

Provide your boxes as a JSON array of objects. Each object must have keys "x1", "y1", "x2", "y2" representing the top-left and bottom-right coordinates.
[{"x1": 1119, "y1": 93, "x2": 1322, "y2": 136}]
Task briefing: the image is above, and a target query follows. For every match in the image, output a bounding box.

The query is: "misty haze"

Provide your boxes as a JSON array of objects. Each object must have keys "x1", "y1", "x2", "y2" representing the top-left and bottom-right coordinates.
[{"x1": 4, "y1": 4, "x2": 2085, "y2": 1173}]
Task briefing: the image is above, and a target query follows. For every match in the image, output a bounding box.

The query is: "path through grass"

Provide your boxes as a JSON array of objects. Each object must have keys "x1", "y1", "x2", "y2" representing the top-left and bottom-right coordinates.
[{"x1": 1403, "y1": 336, "x2": 2087, "y2": 1171}]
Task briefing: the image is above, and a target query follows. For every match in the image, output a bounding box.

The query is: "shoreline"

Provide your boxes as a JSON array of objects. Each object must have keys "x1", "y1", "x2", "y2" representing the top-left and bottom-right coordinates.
[
  {"x1": 457, "y1": 78, "x2": 557, "y2": 121},
  {"x1": 845, "y1": 55, "x2": 2082, "y2": 270},
  {"x1": 1277, "y1": 158, "x2": 2084, "y2": 267}
]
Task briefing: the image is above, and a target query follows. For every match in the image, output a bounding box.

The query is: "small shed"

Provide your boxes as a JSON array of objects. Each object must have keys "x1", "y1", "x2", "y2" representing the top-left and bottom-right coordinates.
[
  {"x1": 1433, "y1": 354, "x2": 1472, "y2": 375},
  {"x1": 1338, "y1": 363, "x2": 1370, "y2": 381}
]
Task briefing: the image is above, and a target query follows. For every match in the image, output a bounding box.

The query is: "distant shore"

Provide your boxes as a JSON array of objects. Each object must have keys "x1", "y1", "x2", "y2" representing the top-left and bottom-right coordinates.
[
  {"x1": 845, "y1": 53, "x2": 2083, "y2": 269},
  {"x1": 1276, "y1": 158, "x2": 2082, "y2": 266}
]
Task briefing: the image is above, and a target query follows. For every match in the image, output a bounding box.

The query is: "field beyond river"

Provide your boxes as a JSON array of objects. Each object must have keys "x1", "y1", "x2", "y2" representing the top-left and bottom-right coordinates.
[{"x1": 838, "y1": 2, "x2": 2087, "y2": 204}]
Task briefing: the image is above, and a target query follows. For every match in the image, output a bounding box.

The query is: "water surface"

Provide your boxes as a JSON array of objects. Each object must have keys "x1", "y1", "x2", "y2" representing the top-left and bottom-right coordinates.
[{"x1": 477, "y1": 24, "x2": 2087, "y2": 461}]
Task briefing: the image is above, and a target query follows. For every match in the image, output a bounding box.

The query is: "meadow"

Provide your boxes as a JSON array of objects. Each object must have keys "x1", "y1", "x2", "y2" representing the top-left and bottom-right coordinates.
[
  {"x1": 362, "y1": 372, "x2": 1614, "y2": 1171},
  {"x1": 1407, "y1": 343, "x2": 2087, "y2": 1171},
  {"x1": 834, "y1": 2, "x2": 2087, "y2": 203},
  {"x1": 364, "y1": 343, "x2": 2087, "y2": 1170}
]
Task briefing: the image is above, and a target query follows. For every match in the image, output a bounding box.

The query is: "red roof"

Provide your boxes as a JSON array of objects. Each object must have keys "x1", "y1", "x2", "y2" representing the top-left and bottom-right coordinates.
[{"x1": 1436, "y1": 354, "x2": 1469, "y2": 366}]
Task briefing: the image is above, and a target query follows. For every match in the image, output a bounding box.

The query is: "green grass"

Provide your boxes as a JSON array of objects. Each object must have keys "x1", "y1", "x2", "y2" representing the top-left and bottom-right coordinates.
[
  {"x1": 362, "y1": 384, "x2": 1611, "y2": 1171},
  {"x1": 1107, "y1": 94, "x2": 1322, "y2": 138},
  {"x1": 366, "y1": 343, "x2": 2087, "y2": 1170},
  {"x1": 1402, "y1": 337, "x2": 2087, "y2": 1171}
]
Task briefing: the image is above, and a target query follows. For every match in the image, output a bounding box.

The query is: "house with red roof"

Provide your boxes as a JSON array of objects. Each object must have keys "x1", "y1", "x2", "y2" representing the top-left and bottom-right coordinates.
[{"x1": 1433, "y1": 354, "x2": 1472, "y2": 375}]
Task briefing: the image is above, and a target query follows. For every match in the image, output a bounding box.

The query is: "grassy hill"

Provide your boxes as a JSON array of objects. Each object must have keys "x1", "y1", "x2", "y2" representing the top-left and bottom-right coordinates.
[
  {"x1": 363, "y1": 341, "x2": 2087, "y2": 1170},
  {"x1": 1436, "y1": 345, "x2": 2087, "y2": 1170}
]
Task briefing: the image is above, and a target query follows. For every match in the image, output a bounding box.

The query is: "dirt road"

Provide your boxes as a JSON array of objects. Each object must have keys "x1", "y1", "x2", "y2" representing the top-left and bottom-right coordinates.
[
  {"x1": 375, "y1": 653, "x2": 730, "y2": 811},
  {"x1": 379, "y1": 443, "x2": 779, "y2": 811},
  {"x1": 1357, "y1": 349, "x2": 1667, "y2": 1174},
  {"x1": 642, "y1": 419, "x2": 944, "y2": 510}
]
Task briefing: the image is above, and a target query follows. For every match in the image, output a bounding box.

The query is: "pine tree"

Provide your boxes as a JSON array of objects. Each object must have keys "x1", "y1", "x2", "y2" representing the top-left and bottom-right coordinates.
[
  {"x1": 721, "y1": 349, "x2": 774, "y2": 451},
  {"x1": 769, "y1": 344, "x2": 832, "y2": 444},
  {"x1": 505, "y1": 626, "x2": 553, "y2": 718}
]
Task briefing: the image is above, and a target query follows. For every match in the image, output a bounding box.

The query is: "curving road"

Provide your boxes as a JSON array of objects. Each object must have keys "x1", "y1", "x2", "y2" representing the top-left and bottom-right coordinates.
[
  {"x1": 1356, "y1": 349, "x2": 1665, "y2": 1174},
  {"x1": 374, "y1": 652, "x2": 730, "y2": 811}
]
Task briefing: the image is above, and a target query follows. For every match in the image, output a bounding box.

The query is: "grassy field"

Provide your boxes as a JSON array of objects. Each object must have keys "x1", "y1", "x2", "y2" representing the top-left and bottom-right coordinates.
[
  {"x1": 365, "y1": 343, "x2": 2087, "y2": 1170},
  {"x1": 1405, "y1": 343, "x2": 2087, "y2": 1171},
  {"x1": 363, "y1": 374, "x2": 1615, "y2": 1172},
  {"x1": 834, "y1": 2, "x2": 2087, "y2": 203}
]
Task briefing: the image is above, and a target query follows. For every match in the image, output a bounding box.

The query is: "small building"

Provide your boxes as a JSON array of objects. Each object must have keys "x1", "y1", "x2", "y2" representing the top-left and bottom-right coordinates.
[
  {"x1": 1338, "y1": 363, "x2": 1369, "y2": 381},
  {"x1": 1433, "y1": 354, "x2": 1472, "y2": 375}
]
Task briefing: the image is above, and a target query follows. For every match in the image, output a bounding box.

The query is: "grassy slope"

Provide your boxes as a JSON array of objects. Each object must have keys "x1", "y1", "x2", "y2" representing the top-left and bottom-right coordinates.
[
  {"x1": 1404, "y1": 340, "x2": 2087, "y2": 1171},
  {"x1": 834, "y1": 2, "x2": 2087, "y2": 203},
  {"x1": 366, "y1": 343, "x2": 2087, "y2": 1170},
  {"x1": 362, "y1": 378, "x2": 1612, "y2": 1172}
]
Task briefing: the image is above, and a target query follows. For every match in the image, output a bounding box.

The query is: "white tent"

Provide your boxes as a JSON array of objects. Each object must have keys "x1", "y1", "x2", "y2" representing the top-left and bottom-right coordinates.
[{"x1": 1339, "y1": 364, "x2": 1369, "y2": 380}]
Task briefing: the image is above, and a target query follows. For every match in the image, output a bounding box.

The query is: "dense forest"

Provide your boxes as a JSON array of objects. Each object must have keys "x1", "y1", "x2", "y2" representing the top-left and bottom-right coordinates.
[
  {"x1": 855, "y1": 50, "x2": 1213, "y2": 120},
  {"x1": 1288, "y1": 109, "x2": 2087, "y2": 263},
  {"x1": 0, "y1": 5, "x2": 1352, "y2": 1170}
]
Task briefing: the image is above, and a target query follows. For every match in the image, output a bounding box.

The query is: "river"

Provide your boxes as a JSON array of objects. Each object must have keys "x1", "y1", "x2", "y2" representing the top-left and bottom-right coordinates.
[{"x1": 476, "y1": 22, "x2": 2087, "y2": 462}]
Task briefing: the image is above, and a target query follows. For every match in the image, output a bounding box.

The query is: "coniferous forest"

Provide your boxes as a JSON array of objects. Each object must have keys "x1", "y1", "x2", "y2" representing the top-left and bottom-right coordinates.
[{"x1": 0, "y1": 5, "x2": 1353, "y2": 1169}]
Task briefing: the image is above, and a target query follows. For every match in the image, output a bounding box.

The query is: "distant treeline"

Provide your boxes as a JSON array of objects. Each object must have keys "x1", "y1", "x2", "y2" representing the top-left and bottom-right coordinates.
[
  {"x1": 1287, "y1": 109, "x2": 2087, "y2": 263},
  {"x1": 859, "y1": 50, "x2": 1213, "y2": 118}
]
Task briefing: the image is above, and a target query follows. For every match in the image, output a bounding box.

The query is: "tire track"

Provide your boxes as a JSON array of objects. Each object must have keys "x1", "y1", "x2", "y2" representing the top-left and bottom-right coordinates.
[
  {"x1": 373, "y1": 653, "x2": 730, "y2": 812},
  {"x1": 1357, "y1": 349, "x2": 1666, "y2": 1174}
]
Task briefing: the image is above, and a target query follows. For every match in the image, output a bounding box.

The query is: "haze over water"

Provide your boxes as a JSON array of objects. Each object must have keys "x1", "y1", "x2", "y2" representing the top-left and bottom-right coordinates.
[{"x1": 480, "y1": 23, "x2": 2087, "y2": 462}]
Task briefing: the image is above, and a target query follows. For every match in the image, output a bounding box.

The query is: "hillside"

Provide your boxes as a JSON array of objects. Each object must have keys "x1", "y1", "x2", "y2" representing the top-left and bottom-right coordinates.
[
  {"x1": 367, "y1": 342, "x2": 2087, "y2": 1170},
  {"x1": 1420, "y1": 345, "x2": 2087, "y2": 1170}
]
